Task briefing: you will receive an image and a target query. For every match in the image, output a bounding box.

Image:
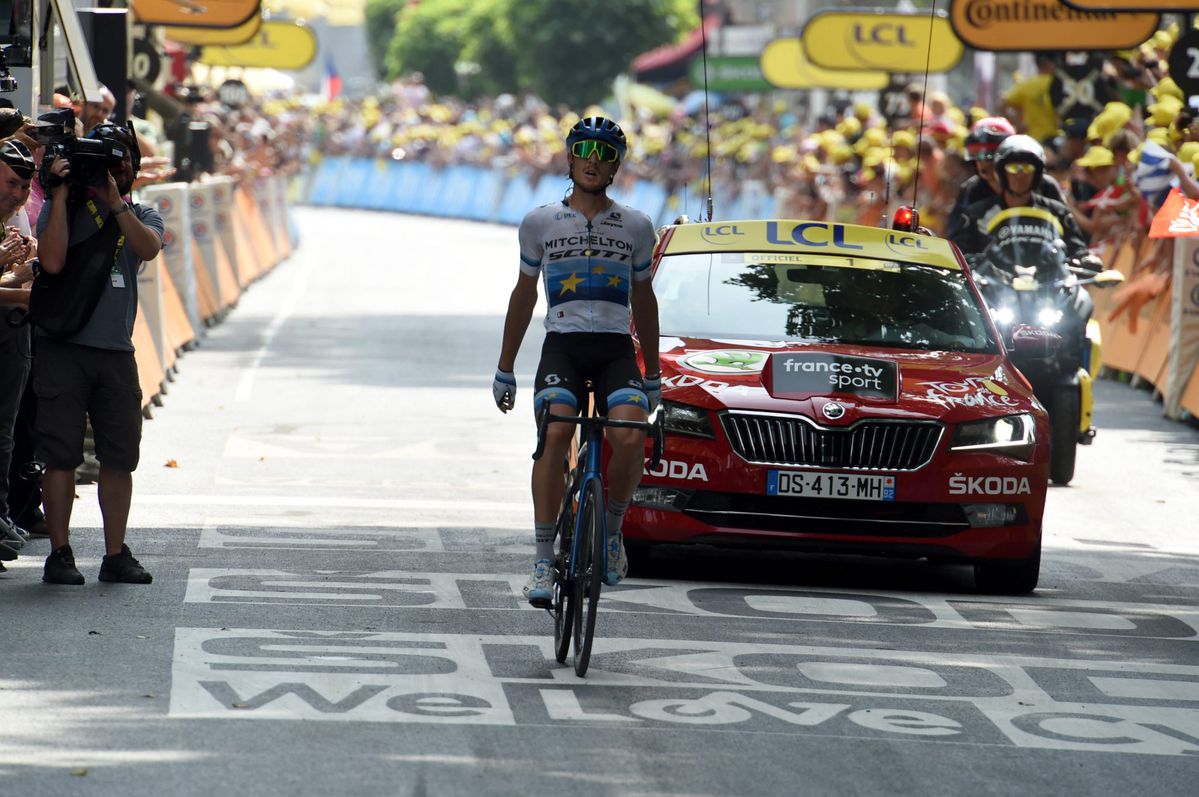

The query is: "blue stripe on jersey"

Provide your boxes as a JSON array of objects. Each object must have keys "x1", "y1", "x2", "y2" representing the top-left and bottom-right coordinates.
[
  {"x1": 535, "y1": 387, "x2": 578, "y2": 412},
  {"x1": 520, "y1": 252, "x2": 540, "y2": 266}
]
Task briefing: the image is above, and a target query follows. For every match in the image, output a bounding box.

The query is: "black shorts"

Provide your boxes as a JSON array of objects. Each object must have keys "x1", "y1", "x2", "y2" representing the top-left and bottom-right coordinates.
[
  {"x1": 33, "y1": 340, "x2": 143, "y2": 472},
  {"x1": 534, "y1": 332, "x2": 648, "y2": 414}
]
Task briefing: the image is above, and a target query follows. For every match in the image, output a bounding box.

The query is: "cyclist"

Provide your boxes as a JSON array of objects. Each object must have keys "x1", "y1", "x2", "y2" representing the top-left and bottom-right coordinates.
[{"x1": 493, "y1": 116, "x2": 661, "y2": 606}]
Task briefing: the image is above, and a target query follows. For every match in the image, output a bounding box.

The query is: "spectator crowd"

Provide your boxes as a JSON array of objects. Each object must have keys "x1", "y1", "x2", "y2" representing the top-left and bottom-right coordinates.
[{"x1": 314, "y1": 23, "x2": 1198, "y2": 278}]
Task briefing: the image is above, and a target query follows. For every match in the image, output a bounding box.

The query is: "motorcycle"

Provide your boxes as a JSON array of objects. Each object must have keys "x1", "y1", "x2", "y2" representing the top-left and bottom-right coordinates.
[{"x1": 970, "y1": 213, "x2": 1124, "y2": 485}]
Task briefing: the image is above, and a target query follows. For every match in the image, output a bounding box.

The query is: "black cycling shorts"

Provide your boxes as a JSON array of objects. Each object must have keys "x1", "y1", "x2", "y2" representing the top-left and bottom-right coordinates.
[
  {"x1": 33, "y1": 340, "x2": 143, "y2": 472},
  {"x1": 534, "y1": 332, "x2": 648, "y2": 414}
]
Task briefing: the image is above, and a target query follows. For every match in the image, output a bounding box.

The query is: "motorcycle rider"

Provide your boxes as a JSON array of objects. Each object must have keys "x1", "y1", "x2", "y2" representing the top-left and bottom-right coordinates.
[
  {"x1": 946, "y1": 117, "x2": 1067, "y2": 242},
  {"x1": 950, "y1": 134, "x2": 1094, "y2": 271}
]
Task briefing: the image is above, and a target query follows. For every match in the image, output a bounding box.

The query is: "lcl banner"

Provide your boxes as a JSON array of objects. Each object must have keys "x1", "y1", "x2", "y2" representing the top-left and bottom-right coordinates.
[
  {"x1": 801, "y1": 10, "x2": 964, "y2": 73},
  {"x1": 949, "y1": 0, "x2": 1159, "y2": 50},
  {"x1": 759, "y1": 39, "x2": 888, "y2": 91},
  {"x1": 132, "y1": 0, "x2": 260, "y2": 28},
  {"x1": 198, "y1": 21, "x2": 318, "y2": 69},
  {"x1": 166, "y1": 15, "x2": 262, "y2": 46}
]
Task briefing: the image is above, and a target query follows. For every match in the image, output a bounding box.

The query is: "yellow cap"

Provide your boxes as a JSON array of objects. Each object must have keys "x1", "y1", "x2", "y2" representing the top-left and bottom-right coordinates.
[
  {"x1": 891, "y1": 130, "x2": 917, "y2": 150},
  {"x1": 1153, "y1": 76, "x2": 1185, "y2": 102},
  {"x1": 1075, "y1": 146, "x2": 1116, "y2": 168},
  {"x1": 1178, "y1": 141, "x2": 1199, "y2": 166},
  {"x1": 1148, "y1": 100, "x2": 1181, "y2": 128},
  {"x1": 1147, "y1": 127, "x2": 1172, "y2": 147}
]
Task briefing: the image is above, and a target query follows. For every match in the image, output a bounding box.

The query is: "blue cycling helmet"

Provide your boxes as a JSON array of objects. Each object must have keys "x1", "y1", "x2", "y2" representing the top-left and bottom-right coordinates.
[{"x1": 566, "y1": 116, "x2": 627, "y2": 160}]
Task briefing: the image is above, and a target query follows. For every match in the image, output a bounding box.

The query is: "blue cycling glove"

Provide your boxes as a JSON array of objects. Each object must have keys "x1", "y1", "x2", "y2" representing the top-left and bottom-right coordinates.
[
  {"x1": 644, "y1": 373, "x2": 662, "y2": 413},
  {"x1": 493, "y1": 369, "x2": 516, "y2": 412}
]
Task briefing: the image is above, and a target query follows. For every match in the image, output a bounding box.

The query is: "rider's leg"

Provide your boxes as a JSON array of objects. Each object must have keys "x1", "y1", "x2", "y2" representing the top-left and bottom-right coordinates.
[
  {"x1": 532, "y1": 400, "x2": 578, "y2": 549},
  {"x1": 601, "y1": 398, "x2": 648, "y2": 586}
]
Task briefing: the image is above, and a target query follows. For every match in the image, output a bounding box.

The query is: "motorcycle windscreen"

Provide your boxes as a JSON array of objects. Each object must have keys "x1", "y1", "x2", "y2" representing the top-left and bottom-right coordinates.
[{"x1": 982, "y1": 208, "x2": 1067, "y2": 282}]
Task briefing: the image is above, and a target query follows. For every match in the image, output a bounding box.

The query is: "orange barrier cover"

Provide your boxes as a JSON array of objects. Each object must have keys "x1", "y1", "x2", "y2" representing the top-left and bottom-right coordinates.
[
  {"x1": 231, "y1": 204, "x2": 264, "y2": 284},
  {"x1": 1134, "y1": 284, "x2": 1174, "y2": 385},
  {"x1": 133, "y1": 305, "x2": 165, "y2": 408},
  {"x1": 157, "y1": 263, "x2": 196, "y2": 353},
  {"x1": 214, "y1": 239, "x2": 241, "y2": 309},
  {"x1": 191, "y1": 247, "x2": 221, "y2": 321},
  {"x1": 1181, "y1": 363, "x2": 1199, "y2": 417},
  {"x1": 237, "y1": 187, "x2": 276, "y2": 276}
]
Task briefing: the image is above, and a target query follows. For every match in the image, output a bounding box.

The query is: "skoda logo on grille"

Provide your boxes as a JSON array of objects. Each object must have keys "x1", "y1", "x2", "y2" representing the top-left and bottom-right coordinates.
[{"x1": 822, "y1": 402, "x2": 846, "y2": 420}]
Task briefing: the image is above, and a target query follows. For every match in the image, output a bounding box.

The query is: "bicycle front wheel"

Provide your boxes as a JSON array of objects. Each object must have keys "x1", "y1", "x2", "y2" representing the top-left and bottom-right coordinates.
[
  {"x1": 571, "y1": 477, "x2": 605, "y2": 676},
  {"x1": 552, "y1": 464, "x2": 577, "y2": 664}
]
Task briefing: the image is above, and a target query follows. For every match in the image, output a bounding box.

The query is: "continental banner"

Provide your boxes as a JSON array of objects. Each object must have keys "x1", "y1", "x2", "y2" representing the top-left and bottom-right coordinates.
[
  {"x1": 760, "y1": 39, "x2": 889, "y2": 91},
  {"x1": 1064, "y1": 0, "x2": 1199, "y2": 8},
  {"x1": 198, "y1": 21, "x2": 318, "y2": 70},
  {"x1": 1164, "y1": 238, "x2": 1199, "y2": 419},
  {"x1": 132, "y1": 0, "x2": 260, "y2": 28},
  {"x1": 950, "y1": 0, "x2": 1159, "y2": 50},
  {"x1": 801, "y1": 10, "x2": 964, "y2": 73}
]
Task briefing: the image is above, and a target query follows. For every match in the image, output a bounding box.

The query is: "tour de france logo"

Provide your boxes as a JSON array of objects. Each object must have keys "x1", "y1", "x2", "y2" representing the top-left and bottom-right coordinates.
[{"x1": 679, "y1": 350, "x2": 769, "y2": 375}]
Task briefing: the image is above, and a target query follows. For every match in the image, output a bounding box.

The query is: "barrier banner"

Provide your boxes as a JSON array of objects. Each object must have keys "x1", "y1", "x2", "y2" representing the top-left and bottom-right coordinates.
[
  {"x1": 192, "y1": 182, "x2": 241, "y2": 310},
  {"x1": 1164, "y1": 237, "x2": 1199, "y2": 418},
  {"x1": 140, "y1": 183, "x2": 204, "y2": 331},
  {"x1": 135, "y1": 253, "x2": 170, "y2": 375},
  {"x1": 208, "y1": 176, "x2": 246, "y2": 287},
  {"x1": 132, "y1": 305, "x2": 165, "y2": 410},
  {"x1": 269, "y1": 175, "x2": 292, "y2": 260}
]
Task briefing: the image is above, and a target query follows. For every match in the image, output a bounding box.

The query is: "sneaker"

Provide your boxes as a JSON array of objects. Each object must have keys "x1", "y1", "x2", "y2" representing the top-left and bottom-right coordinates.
[
  {"x1": 0, "y1": 516, "x2": 25, "y2": 551},
  {"x1": 522, "y1": 558, "x2": 554, "y2": 607},
  {"x1": 98, "y1": 545, "x2": 153, "y2": 584},
  {"x1": 44, "y1": 545, "x2": 85, "y2": 585},
  {"x1": 604, "y1": 535, "x2": 628, "y2": 586}
]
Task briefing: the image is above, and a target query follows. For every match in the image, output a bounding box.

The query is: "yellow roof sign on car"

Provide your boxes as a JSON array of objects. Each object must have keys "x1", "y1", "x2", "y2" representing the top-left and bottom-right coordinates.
[{"x1": 662, "y1": 220, "x2": 961, "y2": 270}]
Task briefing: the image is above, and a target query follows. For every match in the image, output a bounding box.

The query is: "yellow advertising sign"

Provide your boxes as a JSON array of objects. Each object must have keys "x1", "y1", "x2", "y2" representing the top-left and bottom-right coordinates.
[
  {"x1": 165, "y1": 14, "x2": 262, "y2": 46},
  {"x1": 663, "y1": 220, "x2": 961, "y2": 270},
  {"x1": 950, "y1": 0, "x2": 1160, "y2": 50},
  {"x1": 132, "y1": 0, "x2": 260, "y2": 28},
  {"x1": 801, "y1": 10, "x2": 964, "y2": 73},
  {"x1": 760, "y1": 39, "x2": 888, "y2": 91},
  {"x1": 198, "y1": 21, "x2": 318, "y2": 70},
  {"x1": 1064, "y1": 0, "x2": 1199, "y2": 8}
]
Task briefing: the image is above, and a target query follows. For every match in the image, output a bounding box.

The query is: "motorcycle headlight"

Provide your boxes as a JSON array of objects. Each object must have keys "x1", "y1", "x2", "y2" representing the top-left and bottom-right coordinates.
[
  {"x1": 1037, "y1": 308, "x2": 1063, "y2": 327},
  {"x1": 659, "y1": 401, "x2": 715, "y2": 438},
  {"x1": 991, "y1": 306, "x2": 1015, "y2": 326},
  {"x1": 950, "y1": 413, "x2": 1036, "y2": 461}
]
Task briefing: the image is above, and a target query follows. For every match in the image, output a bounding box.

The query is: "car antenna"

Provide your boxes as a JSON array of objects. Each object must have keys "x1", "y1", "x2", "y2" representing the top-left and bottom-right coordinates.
[
  {"x1": 908, "y1": 1, "x2": 938, "y2": 222},
  {"x1": 699, "y1": 3, "x2": 714, "y2": 223}
]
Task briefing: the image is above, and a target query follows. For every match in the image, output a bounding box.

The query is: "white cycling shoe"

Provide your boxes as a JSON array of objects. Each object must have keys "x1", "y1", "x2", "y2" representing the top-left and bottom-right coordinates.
[
  {"x1": 604, "y1": 535, "x2": 628, "y2": 586},
  {"x1": 523, "y1": 559, "x2": 555, "y2": 606}
]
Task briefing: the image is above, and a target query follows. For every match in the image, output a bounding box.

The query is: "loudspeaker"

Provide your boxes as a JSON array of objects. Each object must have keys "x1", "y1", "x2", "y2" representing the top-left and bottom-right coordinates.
[{"x1": 75, "y1": 8, "x2": 128, "y2": 122}]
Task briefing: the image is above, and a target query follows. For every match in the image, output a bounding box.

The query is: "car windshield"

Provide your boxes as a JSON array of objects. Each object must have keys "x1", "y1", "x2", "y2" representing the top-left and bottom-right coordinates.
[{"x1": 655, "y1": 252, "x2": 998, "y2": 353}]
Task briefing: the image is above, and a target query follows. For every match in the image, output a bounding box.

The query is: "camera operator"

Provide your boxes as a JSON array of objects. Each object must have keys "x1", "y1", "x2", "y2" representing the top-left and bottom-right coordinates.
[
  {"x1": 0, "y1": 141, "x2": 36, "y2": 565},
  {"x1": 34, "y1": 123, "x2": 163, "y2": 585}
]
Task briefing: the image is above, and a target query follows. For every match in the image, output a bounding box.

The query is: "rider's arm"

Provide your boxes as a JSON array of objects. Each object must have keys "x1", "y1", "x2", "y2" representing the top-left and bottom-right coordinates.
[
  {"x1": 497, "y1": 271, "x2": 538, "y2": 372},
  {"x1": 1056, "y1": 203, "x2": 1093, "y2": 261},
  {"x1": 630, "y1": 277, "x2": 660, "y2": 376}
]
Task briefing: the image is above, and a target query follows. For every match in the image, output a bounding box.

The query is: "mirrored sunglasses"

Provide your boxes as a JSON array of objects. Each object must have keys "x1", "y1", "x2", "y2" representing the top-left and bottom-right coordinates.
[
  {"x1": 570, "y1": 140, "x2": 619, "y2": 162},
  {"x1": 1004, "y1": 162, "x2": 1037, "y2": 175}
]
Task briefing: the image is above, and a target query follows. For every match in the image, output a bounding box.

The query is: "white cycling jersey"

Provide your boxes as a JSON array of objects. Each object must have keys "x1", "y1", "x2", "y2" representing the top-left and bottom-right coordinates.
[{"x1": 518, "y1": 199, "x2": 656, "y2": 334}]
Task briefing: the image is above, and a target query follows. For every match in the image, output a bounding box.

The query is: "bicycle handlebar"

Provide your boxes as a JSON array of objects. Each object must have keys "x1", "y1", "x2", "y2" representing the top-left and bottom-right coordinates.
[{"x1": 532, "y1": 406, "x2": 665, "y2": 469}]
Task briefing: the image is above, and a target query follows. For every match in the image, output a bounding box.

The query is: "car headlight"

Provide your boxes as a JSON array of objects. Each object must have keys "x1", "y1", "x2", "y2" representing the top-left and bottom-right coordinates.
[
  {"x1": 1037, "y1": 308, "x2": 1063, "y2": 327},
  {"x1": 659, "y1": 401, "x2": 715, "y2": 438},
  {"x1": 950, "y1": 413, "x2": 1035, "y2": 461},
  {"x1": 991, "y1": 306, "x2": 1015, "y2": 325}
]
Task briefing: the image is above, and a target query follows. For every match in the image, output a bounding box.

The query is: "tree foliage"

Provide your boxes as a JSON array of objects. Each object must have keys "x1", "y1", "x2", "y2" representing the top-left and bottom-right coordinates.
[
  {"x1": 364, "y1": 0, "x2": 408, "y2": 79},
  {"x1": 507, "y1": 0, "x2": 697, "y2": 105},
  {"x1": 383, "y1": 0, "x2": 698, "y2": 104}
]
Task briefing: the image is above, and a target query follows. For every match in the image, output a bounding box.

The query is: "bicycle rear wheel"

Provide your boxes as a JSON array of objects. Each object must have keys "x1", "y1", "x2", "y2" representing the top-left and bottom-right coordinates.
[{"x1": 571, "y1": 477, "x2": 605, "y2": 676}]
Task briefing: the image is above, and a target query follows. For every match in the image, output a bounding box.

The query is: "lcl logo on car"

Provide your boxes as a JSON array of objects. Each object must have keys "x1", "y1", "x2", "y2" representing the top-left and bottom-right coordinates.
[{"x1": 700, "y1": 224, "x2": 746, "y2": 245}]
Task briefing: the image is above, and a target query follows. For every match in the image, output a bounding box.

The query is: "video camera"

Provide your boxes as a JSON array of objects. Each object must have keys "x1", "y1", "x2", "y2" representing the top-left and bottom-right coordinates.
[{"x1": 35, "y1": 109, "x2": 129, "y2": 189}]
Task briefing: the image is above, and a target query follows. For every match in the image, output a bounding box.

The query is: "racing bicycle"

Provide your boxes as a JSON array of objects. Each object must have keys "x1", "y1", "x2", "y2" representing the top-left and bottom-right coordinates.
[{"x1": 532, "y1": 395, "x2": 663, "y2": 676}]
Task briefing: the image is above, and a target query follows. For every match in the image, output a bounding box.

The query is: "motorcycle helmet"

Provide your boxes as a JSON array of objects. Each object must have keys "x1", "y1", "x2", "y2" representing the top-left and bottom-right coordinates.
[
  {"x1": 88, "y1": 121, "x2": 141, "y2": 173},
  {"x1": 965, "y1": 116, "x2": 1015, "y2": 162},
  {"x1": 565, "y1": 116, "x2": 627, "y2": 160},
  {"x1": 994, "y1": 134, "x2": 1044, "y2": 192}
]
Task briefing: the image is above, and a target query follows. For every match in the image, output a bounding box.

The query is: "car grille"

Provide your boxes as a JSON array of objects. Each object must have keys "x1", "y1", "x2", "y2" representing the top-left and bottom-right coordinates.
[
  {"x1": 721, "y1": 412, "x2": 942, "y2": 471},
  {"x1": 682, "y1": 491, "x2": 976, "y2": 538}
]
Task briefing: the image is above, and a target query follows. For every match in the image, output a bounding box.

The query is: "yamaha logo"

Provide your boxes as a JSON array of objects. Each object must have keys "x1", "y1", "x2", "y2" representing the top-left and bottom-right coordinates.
[{"x1": 822, "y1": 402, "x2": 846, "y2": 420}]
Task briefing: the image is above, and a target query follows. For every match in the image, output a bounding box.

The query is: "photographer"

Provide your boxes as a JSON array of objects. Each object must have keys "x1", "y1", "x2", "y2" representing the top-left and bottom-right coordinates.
[
  {"x1": 0, "y1": 141, "x2": 36, "y2": 565},
  {"x1": 34, "y1": 122, "x2": 163, "y2": 585}
]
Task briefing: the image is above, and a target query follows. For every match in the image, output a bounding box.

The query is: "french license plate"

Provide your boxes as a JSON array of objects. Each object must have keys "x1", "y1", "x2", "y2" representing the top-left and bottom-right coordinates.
[{"x1": 767, "y1": 471, "x2": 895, "y2": 501}]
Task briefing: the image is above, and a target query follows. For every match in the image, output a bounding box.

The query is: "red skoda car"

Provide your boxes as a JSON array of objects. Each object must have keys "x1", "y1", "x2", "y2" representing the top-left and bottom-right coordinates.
[{"x1": 625, "y1": 219, "x2": 1051, "y2": 593}]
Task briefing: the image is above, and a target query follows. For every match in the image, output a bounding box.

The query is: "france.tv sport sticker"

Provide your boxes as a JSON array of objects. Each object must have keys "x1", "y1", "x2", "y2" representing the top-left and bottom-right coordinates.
[{"x1": 771, "y1": 352, "x2": 898, "y2": 400}]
